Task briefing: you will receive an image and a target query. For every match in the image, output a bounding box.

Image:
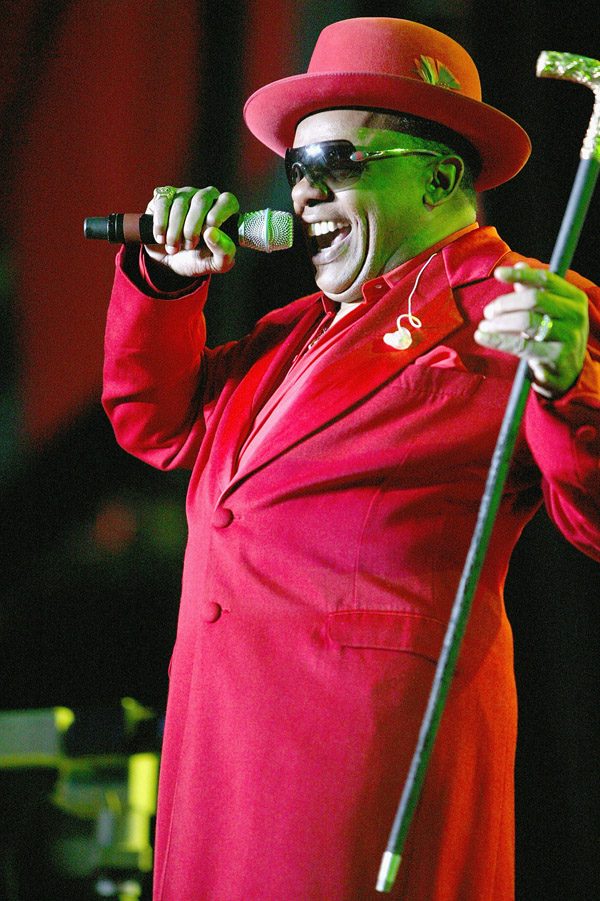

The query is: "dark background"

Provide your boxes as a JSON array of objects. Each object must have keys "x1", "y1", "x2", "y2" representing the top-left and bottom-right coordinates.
[{"x1": 0, "y1": 1, "x2": 598, "y2": 898}]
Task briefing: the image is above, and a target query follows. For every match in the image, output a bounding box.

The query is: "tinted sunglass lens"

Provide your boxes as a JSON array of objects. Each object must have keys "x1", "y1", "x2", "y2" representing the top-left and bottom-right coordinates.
[
  {"x1": 289, "y1": 162, "x2": 304, "y2": 186},
  {"x1": 285, "y1": 142, "x2": 363, "y2": 190},
  {"x1": 326, "y1": 164, "x2": 361, "y2": 188},
  {"x1": 321, "y1": 143, "x2": 362, "y2": 188}
]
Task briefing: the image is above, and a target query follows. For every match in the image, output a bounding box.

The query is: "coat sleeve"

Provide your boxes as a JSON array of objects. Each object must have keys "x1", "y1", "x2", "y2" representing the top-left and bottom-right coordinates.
[
  {"x1": 523, "y1": 270, "x2": 600, "y2": 561},
  {"x1": 102, "y1": 248, "x2": 250, "y2": 471}
]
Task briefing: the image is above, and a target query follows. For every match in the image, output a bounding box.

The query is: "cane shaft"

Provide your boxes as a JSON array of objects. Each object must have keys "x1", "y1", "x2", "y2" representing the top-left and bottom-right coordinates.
[{"x1": 550, "y1": 156, "x2": 600, "y2": 276}]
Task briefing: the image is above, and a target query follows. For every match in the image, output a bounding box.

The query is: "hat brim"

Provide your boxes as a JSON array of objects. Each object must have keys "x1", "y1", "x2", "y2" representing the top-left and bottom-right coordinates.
[{"x1": 244, "y1": 72, "x2": 531, "y2": 191}]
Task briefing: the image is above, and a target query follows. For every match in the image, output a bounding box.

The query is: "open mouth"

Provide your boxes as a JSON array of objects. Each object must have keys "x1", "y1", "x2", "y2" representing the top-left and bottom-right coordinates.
[{"x1": 307, "y1": 220, "x2": 351, "y2": 252}]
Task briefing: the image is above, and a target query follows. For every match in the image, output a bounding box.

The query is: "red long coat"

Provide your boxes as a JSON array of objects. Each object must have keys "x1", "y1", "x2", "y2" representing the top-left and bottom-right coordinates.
[{"x1": 103, "y1": 227, "x2": 600, "y2": 900}]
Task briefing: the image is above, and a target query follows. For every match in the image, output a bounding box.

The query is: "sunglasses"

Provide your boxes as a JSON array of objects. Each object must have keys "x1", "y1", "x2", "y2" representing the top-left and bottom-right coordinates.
[{"x1": 285, "y1": 140, "x2": 443, "y2": 192}]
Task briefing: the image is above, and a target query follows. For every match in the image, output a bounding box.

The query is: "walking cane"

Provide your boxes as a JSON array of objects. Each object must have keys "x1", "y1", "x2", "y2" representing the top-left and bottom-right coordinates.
[{"x1": 377, "y1": 51, "x2": 600, "y2": 893}]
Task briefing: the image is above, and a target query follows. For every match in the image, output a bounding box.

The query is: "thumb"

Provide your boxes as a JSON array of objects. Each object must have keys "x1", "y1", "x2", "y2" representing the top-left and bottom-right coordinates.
[{"x1": 204, "y1": 226, "x2": 236, "y2": 274}]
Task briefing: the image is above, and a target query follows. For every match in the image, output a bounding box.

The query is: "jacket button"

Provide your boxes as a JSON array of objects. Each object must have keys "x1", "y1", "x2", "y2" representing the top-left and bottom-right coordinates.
[
  {"x1": 576, "y1": 425, "x2": 597, "y2": 443},
  {"x1": 212, "y1": 507, "x2": 234, "y2": 528},
  {"x1": 203, "y1": 602, "x2": 222, "y2": 623}
]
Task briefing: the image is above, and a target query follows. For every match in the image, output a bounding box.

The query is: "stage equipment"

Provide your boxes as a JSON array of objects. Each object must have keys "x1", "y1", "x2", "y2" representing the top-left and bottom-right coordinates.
[{"x1": 0, "y1": 700, "x2": 160, "y2": 900}]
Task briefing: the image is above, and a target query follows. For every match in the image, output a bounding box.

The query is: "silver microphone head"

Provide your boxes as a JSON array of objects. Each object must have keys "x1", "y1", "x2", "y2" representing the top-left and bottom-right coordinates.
[{"x1": 237, "y1": 209, "x2": 293, "y2": 252}]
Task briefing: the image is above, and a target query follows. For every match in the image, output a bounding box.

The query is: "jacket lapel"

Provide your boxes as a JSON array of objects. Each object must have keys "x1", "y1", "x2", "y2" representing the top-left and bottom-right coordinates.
[
  {"x1": 225, "y1": 251, "x2": 464, "y2": 489},
  {"x1": 212, "y1": 299, "x2": 324, "y2": 485}
]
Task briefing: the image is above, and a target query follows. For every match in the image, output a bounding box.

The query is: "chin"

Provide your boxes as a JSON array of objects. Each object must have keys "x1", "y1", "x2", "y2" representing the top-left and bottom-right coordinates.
[
  {"x1": 314, "y1": 261, "x2": 364, "y2": 302},
  {"x1": 317, "y1": 278, "x2": 357, "y2": 303}
]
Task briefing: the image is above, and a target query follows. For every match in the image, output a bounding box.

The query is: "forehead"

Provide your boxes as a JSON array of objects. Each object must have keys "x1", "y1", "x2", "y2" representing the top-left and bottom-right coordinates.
[{"x1": 293, "y1": 109, "x2": 399, "y2": 148}]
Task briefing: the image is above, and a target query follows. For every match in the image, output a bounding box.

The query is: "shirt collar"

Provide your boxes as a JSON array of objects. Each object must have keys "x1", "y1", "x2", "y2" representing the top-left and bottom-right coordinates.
[{"x1": 365, "y1": 223, "x2": 480, "y2": 298}]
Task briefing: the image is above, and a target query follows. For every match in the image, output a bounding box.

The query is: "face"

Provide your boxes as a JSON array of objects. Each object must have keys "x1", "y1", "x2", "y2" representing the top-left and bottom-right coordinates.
[{"x1": 292, "y1": 109, "x2": 435, "y2": 304}]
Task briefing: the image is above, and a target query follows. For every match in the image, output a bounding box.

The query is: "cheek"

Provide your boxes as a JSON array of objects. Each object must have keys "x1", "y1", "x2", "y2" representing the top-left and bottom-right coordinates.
[
  {"x1": 347, "y1": 219, "x2": 370, "y2": 268},
  {"x1": 363, "y1": 210, "x2": 388, "y2": 259},
  {"x1": 374, "y1": 199, "x2": 412, "y2": 247}
]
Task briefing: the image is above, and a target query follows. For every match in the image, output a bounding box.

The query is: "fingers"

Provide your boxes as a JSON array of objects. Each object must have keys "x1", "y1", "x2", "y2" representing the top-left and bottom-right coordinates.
[
  {"x1": 494, "y1": 262, "x2": 583, "y2": 299},
  {"x1": 202, "y1": 226, "x2": 237, "y2": 273},
  {"x1": 148, "y1": 185, "x2": 178, "y2": 244},
  {"x1": 478, "y1": 305, "x2": 550, "y2": 339},
  {"x1": 150, "y1": 186, "x2": 238, "y2": 250},
  {"x1": 474, "y1": 263, "x2": 590, "y2": 397},
  {"x1": 145, "y1": 185, "x2": 240, "y2": 277},
  {"x1": 163, "y1": 186, "x2": 217, "y2": 252},
  {"x1": 474, "y1": 324, "x2": 565, "y2": 396},
  {"x1": 474, "y1": 325, "x2": 561, "y2": 361},
  {"x1": 484, "y1": 264, "x2": 588, "y2": 334}
]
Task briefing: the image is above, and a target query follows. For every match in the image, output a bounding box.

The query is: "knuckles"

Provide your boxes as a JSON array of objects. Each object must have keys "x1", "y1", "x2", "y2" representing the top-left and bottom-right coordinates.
[{"x1": 189, "y1": 186, "x2": 219, "y2": 205}]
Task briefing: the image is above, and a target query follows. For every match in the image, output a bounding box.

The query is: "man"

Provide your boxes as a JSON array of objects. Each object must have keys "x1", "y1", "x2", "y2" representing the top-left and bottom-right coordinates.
[{"x1": 102, "y1": 18, "x2": 600, "y2": 900}]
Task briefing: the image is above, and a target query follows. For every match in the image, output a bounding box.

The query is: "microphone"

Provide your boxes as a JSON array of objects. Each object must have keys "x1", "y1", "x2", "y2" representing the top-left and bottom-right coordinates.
[{"x1": 83, "y1": 209, "x2": 294, "y2": 253}]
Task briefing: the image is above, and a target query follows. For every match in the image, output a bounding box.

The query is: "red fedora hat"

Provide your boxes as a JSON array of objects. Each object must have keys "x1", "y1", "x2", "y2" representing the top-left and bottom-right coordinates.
[{"x1": 244, "y1": 17, "x2": 531, "y2": 191}]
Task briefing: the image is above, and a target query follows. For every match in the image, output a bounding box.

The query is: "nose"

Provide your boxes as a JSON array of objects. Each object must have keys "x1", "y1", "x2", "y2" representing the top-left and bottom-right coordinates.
[{"x1": 291, "y1": 175, "x2": 330, "y2": 213}]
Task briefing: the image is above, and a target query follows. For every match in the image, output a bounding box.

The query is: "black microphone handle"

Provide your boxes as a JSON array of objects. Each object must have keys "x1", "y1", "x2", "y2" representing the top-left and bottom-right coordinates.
[{"x1": 84, "y1": 212, "x2": 238, "y2": 245}]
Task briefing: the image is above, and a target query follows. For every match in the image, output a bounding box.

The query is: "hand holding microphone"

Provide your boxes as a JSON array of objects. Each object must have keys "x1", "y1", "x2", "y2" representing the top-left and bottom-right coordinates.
[
  {"x1": 150, "y1": 186, "x2": 240, "y2": 276},
  {"x1": 84, "y1": 185, "x2": 293, "y2": 280}
]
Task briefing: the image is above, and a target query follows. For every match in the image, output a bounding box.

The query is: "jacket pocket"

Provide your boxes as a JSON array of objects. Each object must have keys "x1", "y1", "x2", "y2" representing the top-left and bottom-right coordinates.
[
  {"x1": 327, "y1": 609, "x2": 446, "y2": 664},
  {"x1": 396, "y1": 363, "x2": 485, "y2": 399}
]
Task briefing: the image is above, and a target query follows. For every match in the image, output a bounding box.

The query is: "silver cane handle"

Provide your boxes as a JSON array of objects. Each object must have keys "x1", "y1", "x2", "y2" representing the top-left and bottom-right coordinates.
[{"x1": 537, "y1": 51, "x2": 600, "y2": 162}]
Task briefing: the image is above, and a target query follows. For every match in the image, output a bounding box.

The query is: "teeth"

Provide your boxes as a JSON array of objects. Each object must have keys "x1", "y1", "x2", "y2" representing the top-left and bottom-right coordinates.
[{"x1": 308, "y1": 220, "x2": 346, "y2": 237}]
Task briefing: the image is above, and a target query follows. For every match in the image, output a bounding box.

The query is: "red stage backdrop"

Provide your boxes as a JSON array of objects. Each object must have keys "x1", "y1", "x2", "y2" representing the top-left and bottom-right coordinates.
[
  {"x1": 7, "y1": 0, "x2": 199, "y2": 442},
  {"x1": 239, "y1": 0, "x2": 301, "y2": 188}
]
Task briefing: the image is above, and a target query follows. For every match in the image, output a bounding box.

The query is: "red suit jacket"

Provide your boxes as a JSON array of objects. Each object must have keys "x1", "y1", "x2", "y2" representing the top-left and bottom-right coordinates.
[{"x1": 103, "y1": 227, "x2": 600, "y2": 900}]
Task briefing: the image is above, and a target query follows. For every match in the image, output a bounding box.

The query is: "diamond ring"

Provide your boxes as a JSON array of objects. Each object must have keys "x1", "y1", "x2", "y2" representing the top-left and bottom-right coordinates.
[
  {"x1": 533, "y1": 313, "x2": 553, "y2": 342},
  {"x1": 153, "y1": 186, "x2": 178, "y2": 202}
]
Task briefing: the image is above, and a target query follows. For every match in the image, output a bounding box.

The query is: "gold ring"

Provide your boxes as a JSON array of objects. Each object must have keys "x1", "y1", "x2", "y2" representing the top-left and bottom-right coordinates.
[
  {"x1": 153, "y1": 185, "x2": 177, "y2": 202},
  {"x1": 533, "y1": 313, "x2": 553, "y2": 342}
]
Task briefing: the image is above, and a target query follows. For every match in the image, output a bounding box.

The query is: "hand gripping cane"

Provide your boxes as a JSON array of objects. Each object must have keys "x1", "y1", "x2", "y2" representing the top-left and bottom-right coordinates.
[{"x1": 377, "y1": 52, "x2": 600, "y2": 893}]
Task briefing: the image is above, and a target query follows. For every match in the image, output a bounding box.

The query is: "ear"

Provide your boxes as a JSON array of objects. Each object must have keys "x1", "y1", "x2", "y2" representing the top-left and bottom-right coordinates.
[{"x1": 423, "y1": 156, "x2": 464, "y2": 208}]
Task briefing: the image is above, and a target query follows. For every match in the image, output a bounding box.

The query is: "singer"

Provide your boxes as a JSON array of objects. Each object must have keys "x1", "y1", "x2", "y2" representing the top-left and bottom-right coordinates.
[{"x1": 102, "y1": 18, "x2": 600, "y2": 901}]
